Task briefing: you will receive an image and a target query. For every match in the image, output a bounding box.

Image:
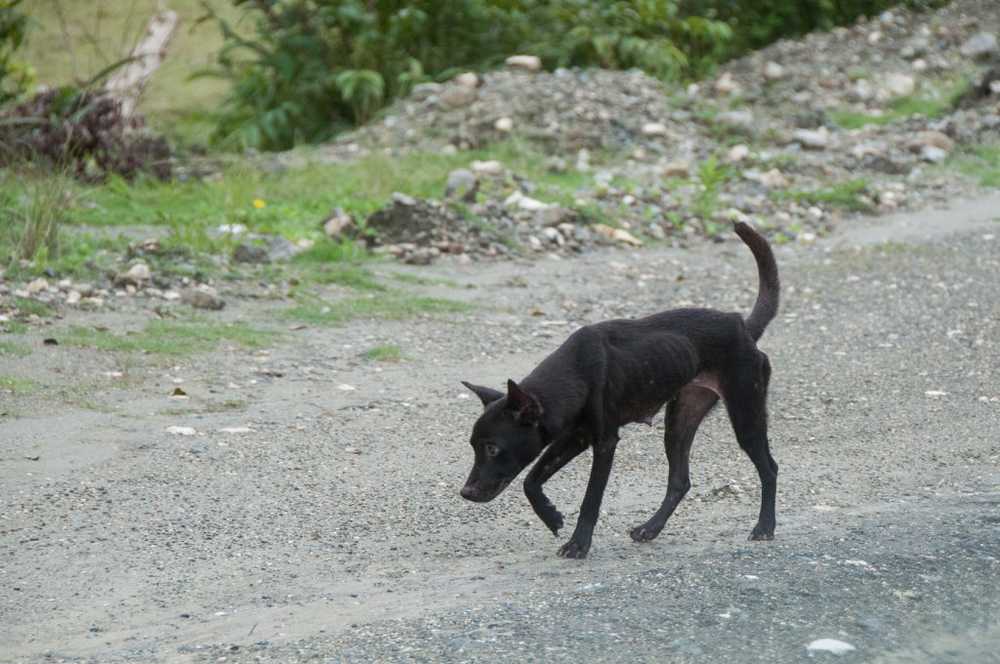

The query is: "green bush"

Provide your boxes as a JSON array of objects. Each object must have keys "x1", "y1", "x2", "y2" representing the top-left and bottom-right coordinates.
[
  {"x1": 0, "y1": 0, "x2": 31, "y2": 105},
  {"x1": 201, "y1": 0, "x2": 733, "y2": 151},
  {"x1": 204, "y1": 0, "x2": 947, "y2": 152}
]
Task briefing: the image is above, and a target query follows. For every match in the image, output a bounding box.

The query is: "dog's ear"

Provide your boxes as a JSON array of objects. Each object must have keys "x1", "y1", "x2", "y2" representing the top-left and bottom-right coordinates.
[
  {"x1": 462, "y1": 381, "x2": 504, "y2": 408},
  {"x1": 506, "y1": 379, "x2": 543, "y2": 424}
]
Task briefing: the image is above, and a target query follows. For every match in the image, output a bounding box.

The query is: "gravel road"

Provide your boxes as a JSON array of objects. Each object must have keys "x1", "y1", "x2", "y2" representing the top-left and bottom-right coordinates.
[{"x1": 3, "y1": 195, "x2": 1000, "y2": 663}]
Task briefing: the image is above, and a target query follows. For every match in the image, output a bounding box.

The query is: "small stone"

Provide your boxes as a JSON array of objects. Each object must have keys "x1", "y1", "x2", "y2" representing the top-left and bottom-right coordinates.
[
  {"x1": 494, "y1": 117, "x2": 513, "y2": 132},
  {"x1": 912, "y1": 58, "x2": 928, "y2": 73},
  {"x1": 410, "y1": 82, "x2": 442, "y2": 101},
  {"x1": 792, "y1": 127, "x2": 829, "y2": 150},
  {"x1": 763, "y1": 61, "x2": 785, "y2": 80},
  {"x1": 726, "y1": 144, "x2": 750, "y2": 163},
  {"x1": 445, "y1": 169, "x2": 477, "y2": 199},
  {"x1": 593, "y1": 224, "x2": 642, "y2": 247},
  {"x1": 751, "y1": 168, "x2": 789, "y2": 189},
  {"x1": 714, "y1": 72, "x2": 739, "y2": 95},
  {"x1": 536, "y1": 206, "x2": 576, "y2": 227},
  {"x1": 960, "y1": 33, "x2": 998, "y2": 60},
  {"x1": 391, "y1": 192, "x2": 417, "y2": 206},
  {"x1": 26, "y1": 278, "x2": 49, "y2": 294},
  {"x1": 439, "y1": 85, "x2": 477, "y2": 109},
  {"x1": 805, "y1": 639, "x2": 856, "y2": 655},
  {"x1": 181, "y1": 287, "x2": 225, "y2": 311},
  {"x1": 323, "y1": 209, "x2": 355, "y2": 239},
  {"x1": 717, "y1": 110, "x2": 754, "y2": 132},
  {"x1": 65, "y1": 290, "x2": 81, "y2": 306},
  {"x1": 505, "y1": 191, "x2": 550, "y2": 212},
  {"x1": 920, "y1": 145, "x2": 947, "y2": 163},
  {"x1": 641, "y1": 122, "x2": 669, "y2": 137},
  {"x1": 882, "y1": 72, "x2": 915, "y2": 98},
  {"x1": 115, "y1": 263, "x2": 151, "y2": 288},
  {"x1": 471, "y1": 160, "x2": 504, "y2": 176},
  {"x1": 542, "y1": 227, "x2": 564, "y2": 246},
  {"x1": 911, "y1": 130, "x2": 954, "y2": 152},
  {"x1": 453, "y1": 72, "x2": 479, "y2": 88},
  {"x1": 167, "y1": 426, "x2": 197, "y2": 436},
  {"x1": 505, "y1": 55, "x2": 542, "y2": 72},
  {"x1": 545, "y1": 156, "x2": 568, "y2": 173},
  {"x1": 233, "y1": 243, "x2": 269, "y2": 264},
  {"x1": 662, "y1": 161, "x2": 691, "y2": 178}
]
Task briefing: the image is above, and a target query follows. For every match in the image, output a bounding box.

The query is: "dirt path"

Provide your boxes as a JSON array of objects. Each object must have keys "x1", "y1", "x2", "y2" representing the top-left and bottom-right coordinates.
[{"x1": 3, "y1": 195, "x2": 1000, "y2": 663}]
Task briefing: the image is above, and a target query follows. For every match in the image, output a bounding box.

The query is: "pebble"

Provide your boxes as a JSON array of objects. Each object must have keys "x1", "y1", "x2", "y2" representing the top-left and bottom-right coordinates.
[{"x1": 505, "y1": 55, "x2": 541, "y2": 72}]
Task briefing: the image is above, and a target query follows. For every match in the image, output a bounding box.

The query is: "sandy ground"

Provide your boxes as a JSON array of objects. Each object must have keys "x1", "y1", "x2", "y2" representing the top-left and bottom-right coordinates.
[{"x1": 2, "y1": 195, "x2": 1000, "y2": 663}]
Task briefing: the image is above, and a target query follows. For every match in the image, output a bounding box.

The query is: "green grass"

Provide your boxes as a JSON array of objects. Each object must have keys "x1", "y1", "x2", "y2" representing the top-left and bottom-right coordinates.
[
  {"x1": 60, "y1": 320, "x2": 277, "y2": 356},
  {"x1": 364, "y1": 344, "x2": 403, "y2": 362},
  {"x1": 949, "y1": 144, "x2": 1000, "y2": 188},
  {"x1": 13, "y1": 297, "x2": 55, "y2": 318},
  {"x1": 283, "y1": 292, "x2": 472, "y2": 326},
  {"x1": 0, "y1": 375, "x2": 40, "y2": 395},
  {"x1": 389, "y1": 273, "x2": 462, "y2": 288},
  {"x1": 0, "y1": 341, "x2": 32, "y2": 358},
  {"x1": 830, "y1": 78, "x2": 969, "y2": 130},
  {"x1": 776, "y1": 179, "x2": 874, "y2": 212}
]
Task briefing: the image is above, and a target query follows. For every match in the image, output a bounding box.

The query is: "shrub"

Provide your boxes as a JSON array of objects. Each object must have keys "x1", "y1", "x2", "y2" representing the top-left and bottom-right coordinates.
[
  {"x1": 201, "y1": 0, "x2": 733, "y2": 151},
  {"x1": 0, "y1": 0, "x2": 31, "y2": 104}
]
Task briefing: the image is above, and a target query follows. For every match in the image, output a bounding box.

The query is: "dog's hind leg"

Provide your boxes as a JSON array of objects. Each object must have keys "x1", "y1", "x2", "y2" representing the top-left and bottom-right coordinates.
[
  {"x1": 524, "y1": 434, "x2": 589, "y2": 536},
  {"x1": 630, "y1": 384, "x2": 718, "y2": 542},
  {"x1": 724, "y1": 351, "x2": 778, "y2": 541}
]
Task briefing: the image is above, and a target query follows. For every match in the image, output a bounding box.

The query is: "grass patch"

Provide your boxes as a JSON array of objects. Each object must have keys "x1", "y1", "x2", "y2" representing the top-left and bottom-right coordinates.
[
  {"x1": 830, "y1": 78, "x2": 969, "y2": 130},
  {"x1": 13, "y1": 298, "x2": 56, "y2": 318},
  {"x1": 949, "y1": 144, "x2": 1000, "y2": 188},
  {"x1": 389, "y1": 273, "x2": 462, "y2": 288},
  {"x1": 693, "y1": 156, "x2": 734, "y2": 233},
  {"x1": 0, "y1": 340, "x2": 32, "y2": 358},
  {"x1": 284, "y1": 292, "x2": 471, "y2": 326},
  {"x1": 0, "y1": 375, "x2": 40, "y2": 395},
  {"x1": 60, "y1": 320, "x2": 277, "y2": 356},
  {"x1": 364, "y1": 344, "x2": 403, "y2": 362},
  {"x1": 776, "y1": 179, "x2": 874, "y2": 212}
]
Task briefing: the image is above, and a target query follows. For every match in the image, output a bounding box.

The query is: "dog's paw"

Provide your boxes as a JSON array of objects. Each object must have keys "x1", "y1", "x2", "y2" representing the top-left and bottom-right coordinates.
[
  {"x1": 542, "y1": 508, "x2": 564, "y2": 536},
  {"x1": 557, "y1": 538, "x2": 589, "y2": 559},
  {"x1": 748, "y1": 524, "x2": 775, "y2": 541},
  {"x1": 629, "y1": 523, "x2": 661, "y2": 543}
]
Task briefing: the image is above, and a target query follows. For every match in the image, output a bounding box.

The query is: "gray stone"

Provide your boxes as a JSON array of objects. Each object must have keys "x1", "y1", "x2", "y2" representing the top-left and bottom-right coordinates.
[
  {"x1": 182, "y1": 288, "x2": 225, "y2": 311},
  {"x1": 439, "y1": 85, "x2": 477, "y2": 109},
  {"x1": 792, "y1": 127, "x2": 829, "y2": 150},
  {"x1": 717, "y1": 110, "x2": 755, "y2": 132},
  {"x1": 960, "y1": 33, "x2": 998, "y2": 60},
  {"x1": 445, "y1": 169, "x2": 477, "y2": 200},
  {"x1": 233, "y1": 243, "x2": 269, "y2": 264}
]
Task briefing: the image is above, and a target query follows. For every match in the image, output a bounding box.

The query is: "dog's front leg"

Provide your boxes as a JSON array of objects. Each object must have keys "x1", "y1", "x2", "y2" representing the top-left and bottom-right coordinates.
[
  {"x1": 524, "y1": 434, "x2": 588, "y2": 535},
  {"x1": 558, "y1": 438, "x2": 618, "y2": 559}
]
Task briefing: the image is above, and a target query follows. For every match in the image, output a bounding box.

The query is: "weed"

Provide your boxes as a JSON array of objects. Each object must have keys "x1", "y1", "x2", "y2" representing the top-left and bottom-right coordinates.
[
  {"x1": 948, "y1": 144, "x2": 1000, "y2": 188},
  {"x1": 831, "y1": 77, "x2": 969, "y2": 129},
  {"x1": 13, "y1": 297, "x2": 55, "y2": 318},
  {"x1": 283, "y1": 292, "x2": 471, "y2": 326},
  {"x1": 0, "y1": 374, "x2": 38, "y2": 394},
  {"x1": 60, "y1": 320, "x2": 277, "y2": 356},
  {"x1": 364, "y1": 345, "x2": 403, "y2": 362},
  {"x1": 777, "y1": 179, "x2": 874, "y2": 212},
  {"x1": 0, "y1": 340, "x2": 31, "y2": 357},
  {"x1": 692, "y1": 156, "x2": 732, "y2": 225}
]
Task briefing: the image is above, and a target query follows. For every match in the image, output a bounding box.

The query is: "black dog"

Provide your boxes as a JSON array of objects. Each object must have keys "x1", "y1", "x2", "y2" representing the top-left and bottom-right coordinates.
[{"x1": 460, "y1": 222, "x2": 780, "y2": 558}]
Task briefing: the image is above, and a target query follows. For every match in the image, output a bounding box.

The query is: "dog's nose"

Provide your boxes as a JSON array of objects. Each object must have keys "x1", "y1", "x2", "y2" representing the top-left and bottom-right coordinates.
[{"x1": 460, "y1": 484, "x2": 478, "y2": 500}]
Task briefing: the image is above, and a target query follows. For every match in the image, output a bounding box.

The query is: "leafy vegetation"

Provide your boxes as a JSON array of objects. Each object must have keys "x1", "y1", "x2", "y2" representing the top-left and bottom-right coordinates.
[
  {"x1": 60, "y1": 319, "x2": 276, "y2": 356},
  {"x1": 777, "y1": 179, "x2": 874, "y2": 212},
  {"x1": 0, "y1": 0, "x2": 29, "y2": 103},
  {"x1": 949, "y1": 144, "x2": 1000, "y2": 188},
  {"x1": 283, "y1": 292, "x2": 471, "y2": 326},
  {"x1": 364, "y1": 344, "x2": 403, "y2": 362},
  {"x1": 830, "y1": 77, "x2": 970, "y2": 129}
]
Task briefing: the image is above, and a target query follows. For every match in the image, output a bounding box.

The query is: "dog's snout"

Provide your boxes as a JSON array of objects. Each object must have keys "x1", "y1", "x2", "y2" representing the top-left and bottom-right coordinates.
[{"x1": 460, "y1": 484, "x2": 479, "y2": 501}]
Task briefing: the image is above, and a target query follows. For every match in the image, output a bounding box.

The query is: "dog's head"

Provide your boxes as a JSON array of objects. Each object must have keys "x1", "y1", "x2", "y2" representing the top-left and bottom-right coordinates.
[{"x1": 459, "y1": 379, "x2": 546, "y2": 502}]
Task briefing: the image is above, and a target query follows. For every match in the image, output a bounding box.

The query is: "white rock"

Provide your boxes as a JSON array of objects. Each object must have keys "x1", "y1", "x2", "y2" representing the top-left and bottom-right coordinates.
[
  {"x1": 471, "y1": 160, "x2": 504, "y2": 176},
  {"x1": 337, "y1": 384, "x2": 357, "y2": 391},
  {"x1": 642, "y1": 122, "x2": 669, "y2": 137},
  {"x1": 882, "y1": 73, "x2": 915, "y2": 98},
  {"x1": 758, "y1": 168, "x2": 789, "y2": 188},
  {"x1": 506, "y1": 55, "x2": 542, "y2": 72},
  {"x1": 960, "y1": 33, "x2": 998, "y2": 59},
  {"x1": 921, "y1": 145, "x2": 947, "y2": 163},
  {"x1": 439, "y1": 85, "x2": 477, "y2": 109},
  {"x1": 126, "y1": 263, "x2": 151, "y2": 282},
  {"x1": 26, "y1": 278, "x2": 49, "y2": 294},
  {"x1": 167, "y1": 426, "x2": 197, "y2": 436},
  {"x1": 806, "y1": 639, "x2": 856, "y2": 655},
  {"x1": 494, "y1": 117, "x2": 513, "y2": 132},
  {"x1": 219, "y1": 426, "x2": 254, "y2": 434},
  {"x1": 793, "y1": 127, "x2": 830, "y2": 150},
  {"x1": 912, "y1": 58, "x2": 928, "y2": 73},
  {"x1": 505, "y1": 191, "x2": 550, "y2": 211},
  {"x1": 714, "y1": 72, "x2": 739, "y2": 95},
  {"x1": 764, "y1": 61, "x2": 785, "y2": 80},
  {"x1": 65, "y1": 290, "x2": 81, "y2": 305},
  {"x1": 726, "y1": 144, "x2": 750, "y2": 163},
  {"x1": 454, "y1": 71, "x2": 479, "y2": 88}
]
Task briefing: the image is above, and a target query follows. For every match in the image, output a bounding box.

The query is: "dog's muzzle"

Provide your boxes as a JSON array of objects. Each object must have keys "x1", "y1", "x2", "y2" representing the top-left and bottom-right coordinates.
[{"x1": 461, "y1": 477, "x2": 512, "y2": 502}]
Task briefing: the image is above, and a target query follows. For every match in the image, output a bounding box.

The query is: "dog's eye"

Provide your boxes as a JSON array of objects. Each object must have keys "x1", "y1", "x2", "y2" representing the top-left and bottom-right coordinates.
[{"x1": 484, "y1": 443, "x2": 499, "y2": 458}]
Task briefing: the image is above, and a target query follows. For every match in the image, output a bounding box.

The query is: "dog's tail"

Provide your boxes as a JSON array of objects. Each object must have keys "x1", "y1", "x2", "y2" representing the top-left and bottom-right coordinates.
[{"x1": 733, "y1": 222, "x2": 779, "y2": 341}]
